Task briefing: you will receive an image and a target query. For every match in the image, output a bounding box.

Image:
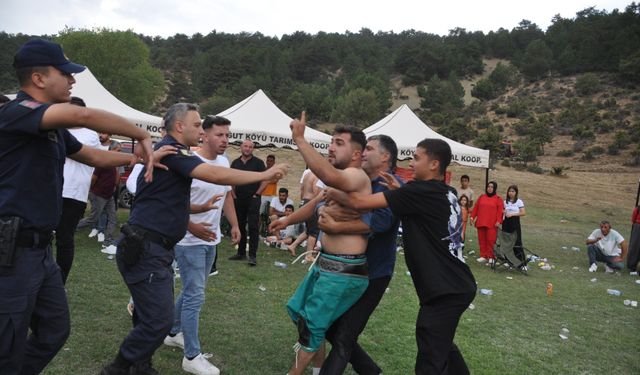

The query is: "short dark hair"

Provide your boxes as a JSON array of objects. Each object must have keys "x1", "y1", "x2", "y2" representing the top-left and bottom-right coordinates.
[
  {"x1": 368, "y1": 134, "x2": 398, "y2": 170},
  {"x1": 164, "y1": 103, "x2": 199, "y2": 132},
  {"x1": 267, "y1": 154, "x2": 275, "y2": 161},
  {"x1": 279, "y1": 187, "x2": 289, "y2": 194},
  {"x1": 16, "y1": 66, "x2": 49, "y2": 86},
  {"x1": 0, "y1": 95, "x2": 10, "y2": 105},
  {"x1": 285, "y1": 204, "x2": 295, "y2": 211},
  {"x1": 202, "y1": 115, "x2": 230, "y2": 129},
  {"x1": 416, "y1": 138, "x2": 451, "y2": 176},
  {"x1": 460, "y1": 174, "x2": 470, "y2": 181},
  {"x1": 334, "y1": 125, "x2": 366, "y2": 151},
  {"x1": 70, "y1": 96, "x2": 86, "y2": 107}
]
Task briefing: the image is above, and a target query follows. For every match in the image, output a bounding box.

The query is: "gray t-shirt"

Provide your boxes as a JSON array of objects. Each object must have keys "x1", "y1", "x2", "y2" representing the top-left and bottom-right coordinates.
[{"x1": 457, "y1": 187, "x2": 474, "y2": 204}]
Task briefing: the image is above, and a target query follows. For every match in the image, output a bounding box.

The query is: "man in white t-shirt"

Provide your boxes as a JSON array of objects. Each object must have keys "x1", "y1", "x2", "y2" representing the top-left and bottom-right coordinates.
[
  {"x1": 269, "y1": 187, "x2": 294, "y2": 222},
  {"x1": 55, "y1": 96, "x2": 101, "y2": 284},
  {"x1": 587, "y1": 220, "x2": 628, "y2": 273},
  {"x1": 163, "y1": 115, "x2": 240, "y2": 375}
]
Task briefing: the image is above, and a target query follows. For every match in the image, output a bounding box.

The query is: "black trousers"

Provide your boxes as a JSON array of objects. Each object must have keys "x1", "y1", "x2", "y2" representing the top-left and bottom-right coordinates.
[
  {"x1": 234, "y1": 196, "x2": 260, "y2": 258},
  {"x1": 321, "y1": 276, "x2": 391, "y2": 375},
  {"x1": 415, "y1": 293, "x2": 475, "y2": 375},
  {"x1": 0, "y1": 246, "x2": 70, "y2": 375},
  {"x1": 55, "y1": 198, "x2": 87, "y2": 284}
]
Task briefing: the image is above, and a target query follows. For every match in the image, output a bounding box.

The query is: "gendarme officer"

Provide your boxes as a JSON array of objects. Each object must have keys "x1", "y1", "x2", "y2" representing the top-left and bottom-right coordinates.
[
  {"x1": 0, "y1": 39, "x2": 155, "y2": 375},
  {"x1": 101, "y1": 103, "x2": 288, "y2": 375}
]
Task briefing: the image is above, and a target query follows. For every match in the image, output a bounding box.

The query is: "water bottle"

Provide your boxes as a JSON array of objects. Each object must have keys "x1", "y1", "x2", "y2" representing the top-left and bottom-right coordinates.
[
  {"x1": 479, "y1": 288, "x2": 493, "y2": 296},
  {"x1": 274, "y1": 261, "x2": 288, "y2": 269},
  {"x1": 258, "y1": 285, "x2": 267, "y2": 292},
  {"x1": 607, "y1": 289, "x2": 622, "y2": 296},
  {"x1": 559, "y1": 328, "x2": 570, "y2": 340}
]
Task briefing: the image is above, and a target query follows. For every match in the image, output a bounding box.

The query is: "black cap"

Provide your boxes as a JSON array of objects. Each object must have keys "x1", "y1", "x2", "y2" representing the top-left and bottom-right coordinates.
[{"x1": 13, "y1": 39, "x2": 86, "y2": 74}]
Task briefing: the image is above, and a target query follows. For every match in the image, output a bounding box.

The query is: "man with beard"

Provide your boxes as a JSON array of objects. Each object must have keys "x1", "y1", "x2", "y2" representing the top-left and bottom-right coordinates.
[{"x1": 270, "y1": 112, "x2": 371, "y2": 375}]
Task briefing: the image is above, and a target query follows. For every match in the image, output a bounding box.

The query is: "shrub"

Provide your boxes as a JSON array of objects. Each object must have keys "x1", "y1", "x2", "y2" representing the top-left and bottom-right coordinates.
[
  {"x1": 475, "y1": 117, "x2": 492, "y2": 129},
  {"x1": 588, "y1": 146, "x2": 605, "y2": 155},
  {"x1": 572, "y1": 140, "x2": 590, "y2": 152},
  {"x1": 550, "y1": 166, "x2": 569, "y2": 176},
  {"x1": 526, "y1": 164, "x2": 545, "y2": 174},
  {"x1": 581, "y1": 150, "x2": 595, "y2": 161},
  {"x1": 575, "y1": 73, "x2": 601, "y2": 96},
  {"x1": 494, "y1": 106, "x2": 506, "y2": 115},
  {"x1": 557, "y1": 150, "x2": 575, "y2": 157},
  {"x1": 501, "y1": 159, "x2": 511, "y2": 167},
  {"x1": 607, "y1": 144, "x2": 620, "y2": 155}
]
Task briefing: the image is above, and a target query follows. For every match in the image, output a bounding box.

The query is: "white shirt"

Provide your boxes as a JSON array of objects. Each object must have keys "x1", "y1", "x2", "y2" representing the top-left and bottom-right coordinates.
[
  {"x1": 178, "y1": 154, "x2": 232, "y2": 247},
  {"x1": 588, "y1": 228, "x2": 625, "y2": 257},
  {"x1": 270, "y1": 197, "x2": 294, "y2": 214},
  {"x1": 62, "y1": 128, "x2": 100, "y2": 202},
  {"x1": 504, "y1": 199, "x2": 524, "y2": 215},
  {"x1": 126, "y1": 164, "x2": 144, "y2": 194}
]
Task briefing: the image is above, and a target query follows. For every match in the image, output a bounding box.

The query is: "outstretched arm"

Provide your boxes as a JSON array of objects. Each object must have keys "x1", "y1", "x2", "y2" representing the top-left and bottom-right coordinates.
[
  {"x1": 191, "y1": 163, "x2": 288, "y2": 186},
  {"x1": 290, "y1": 111, "x2": 362, "y2": 192}
]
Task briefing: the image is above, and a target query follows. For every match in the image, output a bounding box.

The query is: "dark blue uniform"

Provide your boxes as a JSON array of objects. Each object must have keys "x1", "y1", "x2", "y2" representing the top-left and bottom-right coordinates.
[
  {"x1": 115, "y1": 135, "x2": 202, "y2": 364},
  {"x1": 0, "y1": 91, "x2": 82, "y2": 374}
]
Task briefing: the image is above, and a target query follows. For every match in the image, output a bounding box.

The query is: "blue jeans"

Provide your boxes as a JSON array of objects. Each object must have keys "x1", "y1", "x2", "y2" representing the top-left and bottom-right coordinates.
[
  {"x1": 171, "y1": 244, "x2": 217, "y2": 358},
  {"x1": 587, "y1": 244, "x2": 625, "y2": 269}
]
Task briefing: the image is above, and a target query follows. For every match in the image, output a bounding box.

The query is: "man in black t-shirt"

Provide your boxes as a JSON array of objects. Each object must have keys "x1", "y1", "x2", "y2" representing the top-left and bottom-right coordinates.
[
  {"x1": 327, "y1": 138, "x2": 476, "y2": 375},
  {"x1": 229, "y1": 140, "x2": 266, "y2": 265}
]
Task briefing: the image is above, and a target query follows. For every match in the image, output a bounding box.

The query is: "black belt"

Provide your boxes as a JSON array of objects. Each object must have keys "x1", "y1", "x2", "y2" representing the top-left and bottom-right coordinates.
[
  {"x1": 16, "y1": 229, "x2": 53, "y2": 249},
  {"x1": 130, "y1": 225, "x2": 174, "y2": 250},
  {"x1": 318, "y1": 255, "x2": 368, "y2": 277}
]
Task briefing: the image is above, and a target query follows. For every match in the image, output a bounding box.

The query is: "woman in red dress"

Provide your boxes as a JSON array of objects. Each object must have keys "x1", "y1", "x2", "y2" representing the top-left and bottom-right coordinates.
[{"x1": 470, "y1": 181, "x2": 503, "y2": 265}]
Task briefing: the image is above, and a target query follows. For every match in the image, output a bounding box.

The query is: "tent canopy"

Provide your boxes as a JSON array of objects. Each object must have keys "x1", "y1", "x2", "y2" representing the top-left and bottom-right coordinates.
[
  {"x1": 363, "y1": 104, "x2": 490, "y2": 168},
  {"x1": 69, "y1": 69, "x2": 163, "y2": 136},
  {"x1": 217, "y1": 90, "x2": 331, "y2": 154}
]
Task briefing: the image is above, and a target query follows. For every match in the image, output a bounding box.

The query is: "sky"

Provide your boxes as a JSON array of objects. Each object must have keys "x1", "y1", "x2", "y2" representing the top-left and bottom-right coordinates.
[{"x1": 1, "y1": 0, "x2": 633, "y2": 38}]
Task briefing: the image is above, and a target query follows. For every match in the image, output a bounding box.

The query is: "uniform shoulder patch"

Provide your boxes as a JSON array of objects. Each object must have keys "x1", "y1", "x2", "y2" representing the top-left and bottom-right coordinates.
[{"x1": 18, "y1": 100, "x2": 42, "y2": 109}]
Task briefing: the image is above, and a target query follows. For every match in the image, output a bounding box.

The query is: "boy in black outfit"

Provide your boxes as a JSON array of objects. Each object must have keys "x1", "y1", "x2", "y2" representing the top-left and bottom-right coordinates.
[{"x1": 326, "y1": 138, "x2": 476, "y2": 374}]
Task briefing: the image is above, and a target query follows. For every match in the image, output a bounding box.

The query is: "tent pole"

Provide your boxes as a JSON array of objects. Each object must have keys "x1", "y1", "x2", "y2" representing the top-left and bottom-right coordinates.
[{"x1": 485, "y1": 168, "x2": 489, "y2": 188}]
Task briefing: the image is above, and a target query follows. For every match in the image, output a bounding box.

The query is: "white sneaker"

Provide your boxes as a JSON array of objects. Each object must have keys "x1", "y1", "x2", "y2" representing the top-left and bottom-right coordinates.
[
  {"x1": 476, "y1": 257, "x2": 487, "y2": 263},
  {"x1": 88, "y1": 228, "x2": 99, "y2": 238},
  {"x1": 97, "y1": 233, "x2": 105, "y2": 242},
  {"x1": 488, "y1": 258, "x2": 496, "y2": 266},
  {"x1": 101, "y1": 245, "x2": 117, "y2": 255},
  {"x1": 605, "y1": 265, "x2": 615, "y2": 274},
  {"x1": 164, "y1": 332, "x2": 184, "y2": 349},
  {"x1": 182, "y1": 353, "x2": 220, "y2": 375},
  {"x1": 588, "y1": 263, "x2": 597, "y2": 273}
]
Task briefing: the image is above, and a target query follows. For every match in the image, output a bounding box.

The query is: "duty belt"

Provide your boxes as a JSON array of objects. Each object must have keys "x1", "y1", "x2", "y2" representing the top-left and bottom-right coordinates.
[
  {"x1": 131, "y1": 225, "x2": 175, "y2": 250},
  {"x1": 317, "y1": 255, "x2": 368, "y2": 277},
  {"x1": 16, "y1": 229, "x2": 53, "y2": 249}
]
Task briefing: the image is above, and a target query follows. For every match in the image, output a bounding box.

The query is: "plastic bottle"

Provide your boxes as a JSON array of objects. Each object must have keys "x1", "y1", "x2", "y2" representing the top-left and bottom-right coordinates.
[
  {"x1": 559, "y1": 328, "x2": 570, "y2": 340},
  {"x1": 258, "y1": 285, "x2": 267, "y2": 292},
  {"x1": 606, "y1": 289, "x2": 622, "y2": 296},
  {"x1": 479, "y1": 288, "x2": 493, "y2": 296},
  {"x1": 546, "y1": 283, "x2": 553, "y2": 296},
  {"x1": 274, "y1": 261, "x2": 288, "y2": 269}
]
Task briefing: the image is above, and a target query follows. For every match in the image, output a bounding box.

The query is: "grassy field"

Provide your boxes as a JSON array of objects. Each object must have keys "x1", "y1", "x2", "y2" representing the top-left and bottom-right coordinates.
[{"x1": 42, "y1": 159, "x2": 640, "y2": 375}]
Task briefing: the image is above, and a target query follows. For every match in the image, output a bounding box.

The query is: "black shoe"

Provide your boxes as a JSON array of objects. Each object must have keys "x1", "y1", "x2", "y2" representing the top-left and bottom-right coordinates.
[
  {"x1": 248, "y1": 257, "x2": 257, "y2": 266},
  {"x1": 99, "y1": 363, "x2": 129, "y2": 375},
  {"x1": 228, "y1": 254, "x2": 246, "y2": 261},
  {"x1": 130, "y1": 360, "x2": 160, "y2": 375},
  {"x1": 209, "y1": 267, "x2": 219, "y2": 276}
]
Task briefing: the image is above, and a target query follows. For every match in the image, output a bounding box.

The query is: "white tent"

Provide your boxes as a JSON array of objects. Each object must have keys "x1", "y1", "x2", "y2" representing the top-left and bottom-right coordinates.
[
  {"x1": 69, "y1": 69, "x2": 164, "y2": 136},
  {"x1": 363, "y1": 104, "x2": 490, "y2": 168},
  {"x1": 217, "y1": 90, "x2": 331, "y2": 154}
]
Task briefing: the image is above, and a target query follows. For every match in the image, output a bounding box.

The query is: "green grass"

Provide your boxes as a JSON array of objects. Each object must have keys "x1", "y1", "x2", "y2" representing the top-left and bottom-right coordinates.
[{"x1": 44, "y1": 208, "x2": 640, "y2": 375}]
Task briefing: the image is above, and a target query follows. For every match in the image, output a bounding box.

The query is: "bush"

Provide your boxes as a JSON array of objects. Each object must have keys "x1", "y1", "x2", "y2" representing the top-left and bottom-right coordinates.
[
  {"x1": 572, "y1": 140, "x2": 590, "y2": 152},
  {"x1": 550, "y1": 166, "x2": 569, "y2": 176},
  {"x1": 526, "y1": 164, "x2": 545, "y2": 174},
  {"x1": 588, "y1": 146, "x2": 605, "y2": 155},
  {"x1": 575, "y1": 73, "x2": 601, "y2": 96},
  {"x1": 513, "y1": 163, "x2": 527, "y2": 171},
  {"x1": 581, "y1": 150, "x2": 595, "y2": 161},
  {"x1": 557, "y1": 150, "x2": 575, "y2": 157},
  {"x1": 501, "y1": 159, "x2": 511, "y2": 167},
  {"x1": 494, "y1": 106, "x2": 506, "y2": 115},
  {"x1": 475, "y1": 117, "x2": 492, "y2": 129},
  {"x1": 607, "y1": 144, "x2": 620, "y2": 155}
]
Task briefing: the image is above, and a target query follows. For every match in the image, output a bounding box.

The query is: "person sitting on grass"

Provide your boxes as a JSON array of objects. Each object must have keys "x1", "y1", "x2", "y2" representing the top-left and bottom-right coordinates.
[
  {"x1": 264, "y1": 204, "x2": 307, "y2": 255},
  {"x1": 587, "y1": 220, "x2": 628, "y2": 273}
]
